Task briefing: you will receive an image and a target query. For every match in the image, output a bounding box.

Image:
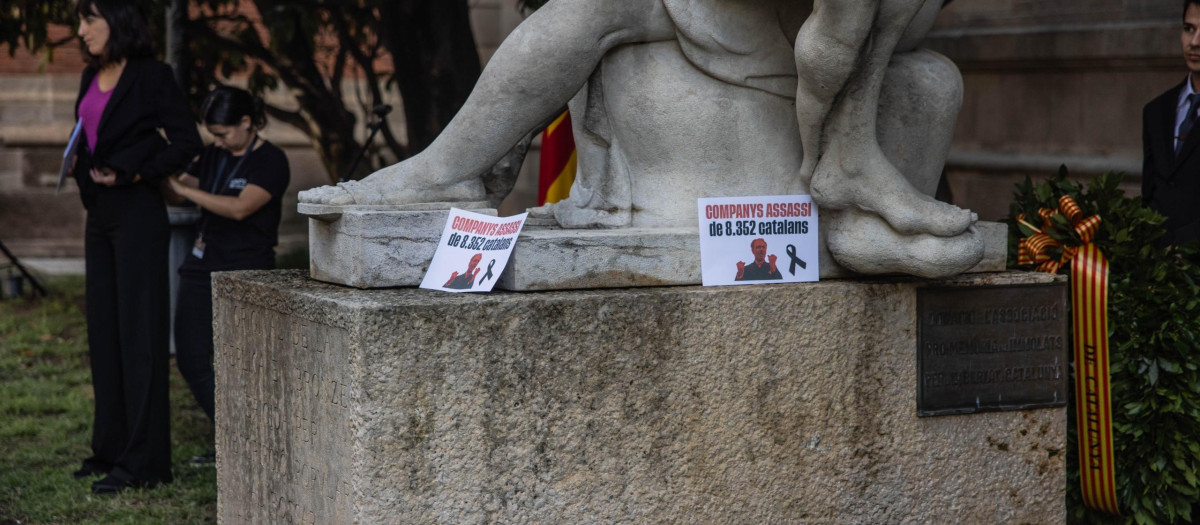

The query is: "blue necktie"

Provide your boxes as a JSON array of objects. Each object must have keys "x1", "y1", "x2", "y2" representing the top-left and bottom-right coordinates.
[{"x1": 1177, "y1": 93, "x2": 1199, "y2": 157}]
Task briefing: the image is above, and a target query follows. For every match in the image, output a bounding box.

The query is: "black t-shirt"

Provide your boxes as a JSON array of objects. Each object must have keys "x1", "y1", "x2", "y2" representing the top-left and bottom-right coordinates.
[{"x1": 180, "y1": 140, "x2": 290, "y2": 274}]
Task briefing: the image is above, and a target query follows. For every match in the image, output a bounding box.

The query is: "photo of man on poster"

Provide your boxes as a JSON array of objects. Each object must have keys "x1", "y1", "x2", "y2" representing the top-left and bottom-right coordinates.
[
  {"x1": 735, "y1": 238, "x2": 782, "y2": 281},
  {"x1": 444, "y1": 253, "x2": 483, "y2": 290}
]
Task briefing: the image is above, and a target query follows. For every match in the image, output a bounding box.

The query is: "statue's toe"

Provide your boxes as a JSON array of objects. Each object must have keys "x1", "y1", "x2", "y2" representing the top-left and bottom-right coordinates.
[{"x1": 298, "y1": 184, "x2": 357, "y2": 205}]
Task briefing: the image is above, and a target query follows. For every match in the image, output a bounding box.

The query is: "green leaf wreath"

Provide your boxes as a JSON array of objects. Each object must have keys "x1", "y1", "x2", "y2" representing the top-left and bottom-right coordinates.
[{"x1": 1006, "y1": 168, "x2": 1200, "y2": 525}]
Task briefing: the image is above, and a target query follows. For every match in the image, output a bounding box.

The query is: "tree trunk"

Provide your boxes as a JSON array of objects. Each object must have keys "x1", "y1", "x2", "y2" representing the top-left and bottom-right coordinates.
[
  {"x1": 165, "y1": 0, "x2": 188, "y2": 89},
  {"x1": 255, "y1": 0, "x2": 361, "y2": 183},
  {"x1": 379, "y1": 0, "x2": 482, "y2": 155},
  {"x1": 184, "y1": 0, "x2": 483, "y2": 183}
]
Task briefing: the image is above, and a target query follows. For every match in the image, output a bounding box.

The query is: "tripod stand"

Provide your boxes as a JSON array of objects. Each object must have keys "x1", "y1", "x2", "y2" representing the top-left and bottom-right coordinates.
[
  {"x1": 342, "y1": 104, "x2": 393, "y2": 182},
  {"x1": 0, "y1": 239, "x2": 48, "y2": 298}
]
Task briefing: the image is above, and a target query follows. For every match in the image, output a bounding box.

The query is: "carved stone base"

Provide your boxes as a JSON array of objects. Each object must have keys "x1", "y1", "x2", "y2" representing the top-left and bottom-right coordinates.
[
  {"x1": 301, "y1": 205, "x2": 1008, "y2": 290},
  {"x1": 301, "y1": 202, "x2": 494, "y2": 289},
  {"x1": 213, "y1": 270, "x2": 1065, "y2": 524}
]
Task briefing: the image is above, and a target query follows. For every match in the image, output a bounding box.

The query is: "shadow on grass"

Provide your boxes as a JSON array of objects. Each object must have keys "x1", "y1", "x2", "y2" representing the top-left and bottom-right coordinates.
[{"x1": 0, "y1": 277, "x2": 217, "y2": 524}]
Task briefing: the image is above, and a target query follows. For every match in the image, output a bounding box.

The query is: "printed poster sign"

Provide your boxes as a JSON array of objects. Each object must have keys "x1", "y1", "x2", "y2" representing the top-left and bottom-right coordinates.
[
  {"x1": 420, "y1": 209, "x2": 528, "y2": 293},
  {"x1": 697, "y1": 195, "x2": 819, "y2": 286}
]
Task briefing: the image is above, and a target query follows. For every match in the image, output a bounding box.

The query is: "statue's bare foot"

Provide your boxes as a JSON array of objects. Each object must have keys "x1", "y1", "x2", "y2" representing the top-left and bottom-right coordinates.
[
  {"x1": 298, "y1": 157, "x2": 486, "y2": 206},
  {"x1": 524, "y1": 203, "x2": 631, "y2": 228},
  {"x1": 810, "y1": 140, "x2": 973, "y2": 237},
  {"x1": 552, "y1": 202, "x2": 631, "y2": 229},
  {"x1": 533, "y1": 184, "x2": 632, "y2": 229},
  {"x1": 825, "y1": 208, "x2": 984, "y2": 278}
]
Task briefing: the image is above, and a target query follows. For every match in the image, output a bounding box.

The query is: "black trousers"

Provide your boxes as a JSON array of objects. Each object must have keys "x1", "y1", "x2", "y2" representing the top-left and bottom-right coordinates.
[
  {"x1": 82, "y1": 184, "x2": 172, "y2": 484},
  {"x1": 174, "y1": 252, "x2": 273, "y2": 423},
  {"x1": 174, "y1": 271, "x2": 214, "y2": 421}
]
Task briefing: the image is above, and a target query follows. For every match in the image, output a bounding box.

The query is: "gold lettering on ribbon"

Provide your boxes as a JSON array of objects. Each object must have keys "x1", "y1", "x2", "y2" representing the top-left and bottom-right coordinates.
[{"x1": 1020, "y1": 197, "x2": 1120, "y2": 515}]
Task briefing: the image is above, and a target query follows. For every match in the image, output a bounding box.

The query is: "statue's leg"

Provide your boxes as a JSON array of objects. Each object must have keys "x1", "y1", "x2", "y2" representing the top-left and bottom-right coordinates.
[
  {"x1": 825, "y1": 49, "x2": 983, "y2": 279},
  {"x1": 803, "y1": 0, "x2": 974, "y2": 238},
  {"x1": 877, "y1": 49, "x2": 962, "y2": 197},
  {"x1": 300, "y1": 0, "x2": 675, "y2": 206},
  {"x1": 793, "y1": 0, "x2": 877, "y2": 186}
]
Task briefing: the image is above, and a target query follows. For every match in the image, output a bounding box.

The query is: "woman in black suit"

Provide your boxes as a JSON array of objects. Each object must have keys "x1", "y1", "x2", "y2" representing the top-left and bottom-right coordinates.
[{"x1": 71, "y1": 0, "x2": 202, "y2": 494}]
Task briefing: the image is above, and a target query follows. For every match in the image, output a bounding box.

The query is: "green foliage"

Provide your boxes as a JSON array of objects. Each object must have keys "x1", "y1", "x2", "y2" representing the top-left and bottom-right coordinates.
[
  {"x1": 1007, "y1": 168, "x2": 1200, "y2": 524},
  {"x1": 0, "y1": 277, "x2": 217, "y2": 523}
]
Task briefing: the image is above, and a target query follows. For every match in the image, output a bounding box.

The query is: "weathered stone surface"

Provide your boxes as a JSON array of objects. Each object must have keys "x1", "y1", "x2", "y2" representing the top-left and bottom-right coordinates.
[
  {"x1": 215, "y1": 269, "x2": 1066, "y2": 524},
  {"x1": 303, "y1": 206, "x2": 1009, "y2": 290},
  {"x1": 304, "y1": 203, "x2": 495, "y2": 288}
]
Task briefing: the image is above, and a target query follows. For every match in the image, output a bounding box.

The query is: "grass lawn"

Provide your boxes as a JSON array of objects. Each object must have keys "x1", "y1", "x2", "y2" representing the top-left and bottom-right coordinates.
[{"x1": 0, "y1": 276, "x2": 217, "y2": 524}]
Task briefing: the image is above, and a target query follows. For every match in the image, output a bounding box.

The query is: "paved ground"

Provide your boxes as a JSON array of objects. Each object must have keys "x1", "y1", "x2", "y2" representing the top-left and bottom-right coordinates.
[{"x1": 19, "y1": 257, "x2": 85, "y2": 276}]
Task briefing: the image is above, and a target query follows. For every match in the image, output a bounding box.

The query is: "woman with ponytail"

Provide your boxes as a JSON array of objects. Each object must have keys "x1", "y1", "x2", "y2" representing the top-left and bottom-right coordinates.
[{"x1": 165, "y1": 86, "x2": 290, "y2": 462}]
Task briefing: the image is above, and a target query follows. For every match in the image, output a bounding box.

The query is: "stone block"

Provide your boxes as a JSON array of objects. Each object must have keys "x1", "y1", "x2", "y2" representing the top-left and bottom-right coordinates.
[
  {"x1": 302, "y1": 204, "x2": 1009, "y2": 290},
  {"x1": 300, "y1": 202, "x2": 495, "y2": 288},
  {"x1": 214, "y1": 269, "x2": 1065, "y2": 524}
]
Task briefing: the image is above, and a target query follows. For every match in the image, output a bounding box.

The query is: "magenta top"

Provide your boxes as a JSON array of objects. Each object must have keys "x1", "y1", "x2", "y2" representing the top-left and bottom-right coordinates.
[{"x1": 79, "y1": 76, "x2": 113, "y2": 153}]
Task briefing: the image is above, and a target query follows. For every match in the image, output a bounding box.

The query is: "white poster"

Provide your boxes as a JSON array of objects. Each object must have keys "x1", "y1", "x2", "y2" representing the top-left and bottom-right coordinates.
[
  {"x1": 420, "y1": 209, "x2": 528, "y2": 293},
  {"x1": 697, "y1": 195, "x2": 819, "y2": 286}
]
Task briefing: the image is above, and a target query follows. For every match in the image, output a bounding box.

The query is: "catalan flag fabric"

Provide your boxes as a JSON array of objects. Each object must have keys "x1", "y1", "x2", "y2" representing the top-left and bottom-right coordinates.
[{"x1": 538, "y1": 110, "x2": 577, "y2": 205}]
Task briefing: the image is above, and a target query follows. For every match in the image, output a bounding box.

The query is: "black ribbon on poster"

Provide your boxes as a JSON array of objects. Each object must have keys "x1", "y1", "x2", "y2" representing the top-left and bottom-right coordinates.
[
  {"x1": 478, "y1": 259, "x2": 496, "y2": 285},
  {"x1": 786, "y1": 244, "x2": 807, "y2": 275}
]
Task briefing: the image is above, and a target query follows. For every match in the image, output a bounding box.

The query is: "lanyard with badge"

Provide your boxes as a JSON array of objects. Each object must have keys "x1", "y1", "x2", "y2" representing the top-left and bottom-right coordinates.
[{"x1": 192, "y1": 136, "x2": 258, "y2": 259}]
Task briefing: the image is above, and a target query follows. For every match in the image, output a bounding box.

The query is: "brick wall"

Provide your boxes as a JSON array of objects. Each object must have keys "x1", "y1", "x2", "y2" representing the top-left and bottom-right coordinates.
[{"x1": 928, "y1": 0, "x2": 1177, "y2": 219}]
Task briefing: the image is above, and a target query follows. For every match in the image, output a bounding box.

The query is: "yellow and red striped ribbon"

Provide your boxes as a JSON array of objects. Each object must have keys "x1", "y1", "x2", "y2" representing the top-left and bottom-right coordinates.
[{"x1": 1018, "y1": 195, "x2": 1119, "y2": 515}]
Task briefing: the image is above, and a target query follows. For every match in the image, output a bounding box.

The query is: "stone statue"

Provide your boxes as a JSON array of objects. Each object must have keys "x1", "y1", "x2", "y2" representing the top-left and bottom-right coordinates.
[{"x1": 299, "y1": 0, "x2": 985, "y2": 278}]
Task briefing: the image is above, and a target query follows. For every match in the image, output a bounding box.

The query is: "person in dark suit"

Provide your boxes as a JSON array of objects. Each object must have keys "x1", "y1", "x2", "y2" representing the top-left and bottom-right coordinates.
[
  {"x1": 70, "y1": 0, "x2": 202, "y2": 494},
  {"x1": 1143, "y1": 0, "x2": 1200, "y2": 245}
]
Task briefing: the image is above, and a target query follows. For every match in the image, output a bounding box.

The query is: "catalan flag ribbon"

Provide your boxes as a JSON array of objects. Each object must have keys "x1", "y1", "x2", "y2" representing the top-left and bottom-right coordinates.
[
  {"x1": 1018, "y1": 195, "x2": 1119, "y2": 515},
  {"x1": 538, "y1": 110, "x2": 577, "y2": 205}
]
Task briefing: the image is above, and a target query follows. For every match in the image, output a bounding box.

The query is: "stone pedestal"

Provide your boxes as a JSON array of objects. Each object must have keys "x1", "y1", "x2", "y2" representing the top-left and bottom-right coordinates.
[
  {"x1": 214, "y1": 270, "x2": 1065, "y2": 524},
  {"x1": 300, "y1": 203, "x2": 1010, "y2": 290}
]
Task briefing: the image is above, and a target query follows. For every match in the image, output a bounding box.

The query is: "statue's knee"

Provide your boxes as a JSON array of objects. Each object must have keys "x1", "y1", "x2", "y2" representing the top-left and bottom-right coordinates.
[{"x1": 885, "y1": 49, "x2": 962, "y2": 114}]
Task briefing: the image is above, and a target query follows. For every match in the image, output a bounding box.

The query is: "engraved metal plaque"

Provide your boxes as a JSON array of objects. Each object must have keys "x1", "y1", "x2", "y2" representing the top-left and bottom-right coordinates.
[{"x1": 917, "y1": 283, "x2": 1069, "y2": 417}]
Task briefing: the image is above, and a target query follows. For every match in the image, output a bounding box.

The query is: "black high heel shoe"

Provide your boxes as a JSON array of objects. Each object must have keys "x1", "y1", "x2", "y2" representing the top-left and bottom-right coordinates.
[
  {"x1": 90, "y1": 472, "x2": 161, "y2": 495},
  {"x1": 71, "y1": 462, "x2": 109, "y2": 480}
]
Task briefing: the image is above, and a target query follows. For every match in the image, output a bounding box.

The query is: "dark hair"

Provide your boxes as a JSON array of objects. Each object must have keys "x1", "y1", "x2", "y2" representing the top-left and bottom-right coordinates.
[
  {"x1": 75, "y1": 0, "x2": 154, "y2": 68},
  {"x1": 1187, "y1": 0, "x2": 1200, "y2": 18},
  {"x1": 201, "y1": 86, "x2": 268, "y2": 130}
]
